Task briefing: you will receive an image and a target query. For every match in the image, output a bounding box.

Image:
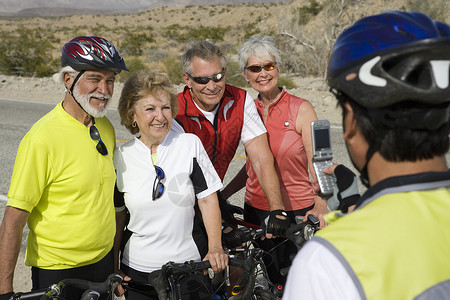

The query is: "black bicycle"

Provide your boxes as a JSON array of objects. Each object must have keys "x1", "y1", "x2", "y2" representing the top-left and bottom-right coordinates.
[
  {"x1": 121, "y1": 250, "x2": 277, "y2": 300},
  {"x1": 228, "y1": 204, "x2": 320, "y2": 250},
  {"x1": 9, "y1": 273, "x2": 123, "y2": 300},
  {"x1": 119, "y1": 214, "x2": 319, "y2": 300},
  {"x1": 229, "y1": 204, "x2": 320, "y2": 272}
]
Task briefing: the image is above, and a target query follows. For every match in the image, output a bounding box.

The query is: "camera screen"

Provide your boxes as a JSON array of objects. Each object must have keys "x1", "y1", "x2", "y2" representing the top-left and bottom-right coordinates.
[{"x1": 314, "y1": 128, "x2": 330, "y2": 150}]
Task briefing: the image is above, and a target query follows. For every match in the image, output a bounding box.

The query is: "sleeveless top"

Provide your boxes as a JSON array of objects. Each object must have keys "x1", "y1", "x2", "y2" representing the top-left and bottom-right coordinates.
[{"x1": 245, "y1": 90, "x2": 315, "y2": 211}]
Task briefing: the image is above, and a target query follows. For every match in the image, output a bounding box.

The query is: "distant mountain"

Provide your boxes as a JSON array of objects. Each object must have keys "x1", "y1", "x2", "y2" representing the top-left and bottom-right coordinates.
[
  {"x1": 0, "y1": 0, "x2": 156, "y2": 16},
  {"x1": 0, "y1": 0, "x2": 290, "y2": 17}
]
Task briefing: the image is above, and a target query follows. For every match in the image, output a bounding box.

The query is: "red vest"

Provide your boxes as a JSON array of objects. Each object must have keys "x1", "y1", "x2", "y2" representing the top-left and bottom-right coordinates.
[{"x1": 176, "y1": 85, "x2": 246, "y2": 180}]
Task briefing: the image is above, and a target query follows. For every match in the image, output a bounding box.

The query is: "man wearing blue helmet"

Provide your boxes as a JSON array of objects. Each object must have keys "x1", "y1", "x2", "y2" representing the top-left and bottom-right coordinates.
[
  {"x1": 0, "y1": 36, "x2": 127, "y2": 300},
  {"x1": 284, "y1": 11, "x2": 450, "y2": 299}
]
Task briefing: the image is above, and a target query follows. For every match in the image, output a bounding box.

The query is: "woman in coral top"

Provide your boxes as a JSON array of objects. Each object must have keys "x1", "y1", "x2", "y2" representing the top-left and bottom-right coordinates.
[{"x1": 222, "y1": 36, "x2": 329, "y2": 287}]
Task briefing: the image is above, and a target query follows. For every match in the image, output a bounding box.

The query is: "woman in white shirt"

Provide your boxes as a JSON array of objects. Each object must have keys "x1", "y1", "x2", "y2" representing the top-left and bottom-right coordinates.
[{"x1": 113, "y1": 71, "x2": 228, "y2": 299}]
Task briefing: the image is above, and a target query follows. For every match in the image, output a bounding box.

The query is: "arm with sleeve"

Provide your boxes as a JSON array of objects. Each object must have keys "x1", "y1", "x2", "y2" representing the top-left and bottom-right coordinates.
[{"x1": 283, "y1": 240, "x2": 360, "y2": 300}]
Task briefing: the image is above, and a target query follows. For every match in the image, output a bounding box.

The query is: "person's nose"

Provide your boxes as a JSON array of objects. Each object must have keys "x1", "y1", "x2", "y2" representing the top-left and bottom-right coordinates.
[
  {"x1": 155, "y1": 108, "x2": 165, "y2": 121},
  {"x1": 259, "y1": 69, "x2": 270, "y2": 77},
  {"x1": 97, "y1": 80, "x2": 109, "y2": 95},
  {"x1": 205, "y1": 79, "x2": 217, "y2": 90}
]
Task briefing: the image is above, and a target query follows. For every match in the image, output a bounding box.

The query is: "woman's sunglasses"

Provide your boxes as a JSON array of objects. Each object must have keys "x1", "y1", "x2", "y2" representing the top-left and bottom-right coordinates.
[
  {"x1": 187, "y1": 69, "x2": 225, "y2": 85},
  {"x1": 89, "y1": 118, "x2": 108, "y2": 156},
  {"x1": 152, "y1": 165, "x2": 165, "y2": 200},
  {"x1": 245, "y1": 62, "x2": 277, "y2": 73}
]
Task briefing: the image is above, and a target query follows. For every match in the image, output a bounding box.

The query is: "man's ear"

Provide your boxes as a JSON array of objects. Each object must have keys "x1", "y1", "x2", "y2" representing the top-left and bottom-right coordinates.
[
  {"x1": 343, "y1": 102, "x2": 358, "y2": 142},
  {"x1": 183, "y1": 73, "x2": 191, "y2": 89},
  {"x1": 63, "y1": 72, "x2": 73, "y2": 91},
  {"x1": 343, "y1": 102, "x2": 369, "y2": 167}
]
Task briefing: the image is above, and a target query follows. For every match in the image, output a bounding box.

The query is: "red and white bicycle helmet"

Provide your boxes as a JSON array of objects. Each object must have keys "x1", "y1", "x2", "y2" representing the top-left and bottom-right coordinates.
[{"x1": 61, "y1": 36, "x2": 128, "y2": 74}]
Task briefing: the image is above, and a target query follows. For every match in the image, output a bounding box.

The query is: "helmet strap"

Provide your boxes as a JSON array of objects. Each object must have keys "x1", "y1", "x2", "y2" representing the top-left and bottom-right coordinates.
[
  {"x1": 359, "y1": 161, "x2": 370, "y2": 189},
  {"x1": 359, "y1": 143, "x2": 377, "y2": 189},
  {"x1": 69, "y1": 70, "x2": 84, "y2": 95},
  {"x1": 67, "y1": 70, "x2": 91, "y2": 117}
]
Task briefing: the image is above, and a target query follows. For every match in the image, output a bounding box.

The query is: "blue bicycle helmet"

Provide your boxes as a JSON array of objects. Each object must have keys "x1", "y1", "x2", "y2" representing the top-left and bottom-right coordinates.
[
  {"x1": 62, "y1": 36, "x2": 128, "y2": 74},
  {"x1": 327, "y1": 11, "x2": 450, "y2": 109}
]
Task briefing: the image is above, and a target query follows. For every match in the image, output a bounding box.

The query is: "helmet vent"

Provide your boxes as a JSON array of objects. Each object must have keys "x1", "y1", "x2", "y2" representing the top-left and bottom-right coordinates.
[{"x1": 383, "y1": 54, "x2": 432, "y2": 89}]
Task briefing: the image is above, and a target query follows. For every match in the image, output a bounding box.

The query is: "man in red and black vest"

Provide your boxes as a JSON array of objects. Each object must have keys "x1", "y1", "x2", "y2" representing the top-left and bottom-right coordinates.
[{"x1": 175, "y1": 41, "x2": 290, "y2": 255}]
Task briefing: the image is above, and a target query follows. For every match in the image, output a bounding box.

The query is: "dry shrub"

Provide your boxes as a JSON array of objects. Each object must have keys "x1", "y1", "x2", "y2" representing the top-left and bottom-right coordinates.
[{"x1": 277, "y1": 0, "x2": 360, "y2": 78}]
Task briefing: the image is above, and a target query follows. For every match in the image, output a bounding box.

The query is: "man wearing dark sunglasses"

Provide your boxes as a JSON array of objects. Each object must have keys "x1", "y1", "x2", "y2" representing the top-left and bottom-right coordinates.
[
  {"x1": 175, "y1": 41, "x2": 290, "y2": 254},
  {"x1": 0, "y1": 36, "x2": 127, "y2": 300}
]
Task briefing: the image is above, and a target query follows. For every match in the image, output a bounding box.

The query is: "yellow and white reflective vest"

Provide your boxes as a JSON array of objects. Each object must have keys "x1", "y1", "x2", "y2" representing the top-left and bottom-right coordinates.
[{"x1": 315, "y1": 172, "x2": 450, "y2": 300}]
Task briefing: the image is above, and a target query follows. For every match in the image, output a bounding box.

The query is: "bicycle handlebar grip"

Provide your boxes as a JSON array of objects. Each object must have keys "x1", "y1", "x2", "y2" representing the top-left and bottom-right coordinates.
[
  {"x1": 61, "y1": 278, "x2": 116, "y2": 294},
  {"x1": 9, "y1": 290, "x2": 46, "y2": 300},
  {"x1": 147, "y1": 270, "x2": 168, "y2": 300},
  {"x1": 188, "y1": 260, "x2": 211, "y2": 270},
  {"x1": 285, "y1": 223, "x2": 306, "y2": 246}
]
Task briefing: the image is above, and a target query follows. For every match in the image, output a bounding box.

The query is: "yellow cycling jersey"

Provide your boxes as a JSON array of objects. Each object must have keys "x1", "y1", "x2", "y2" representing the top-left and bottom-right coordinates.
[{"x1": 7, "y1": 102, "x2": 116, "y2": 269}]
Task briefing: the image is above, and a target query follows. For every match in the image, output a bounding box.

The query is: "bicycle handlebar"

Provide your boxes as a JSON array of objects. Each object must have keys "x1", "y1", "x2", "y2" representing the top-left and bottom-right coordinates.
[
  {"x1": 55, "y1": 274, "x2": 122, "y2": 295},
  {"x1": 120, "y1": 218, "x2": 314, "y2": 300},
  {"x1": 120, "y1": 255, "x2": 258, "y2": 300},
  {"x1": 285, "y1": 214, "x2": 320, "y2": 249},
  {"x1": 236, "y1": 214, "x2": 319, "y2": 250},
  {"x1": 10, "y1": 274, "x2": 123, "y2": 300},
  {"x1": 9, "y1": 291, "x2": 48, "y2": 300}
]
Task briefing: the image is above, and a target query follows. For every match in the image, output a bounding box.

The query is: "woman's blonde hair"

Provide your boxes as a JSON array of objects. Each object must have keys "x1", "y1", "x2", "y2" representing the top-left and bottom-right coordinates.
[{"x1": 118, "y1": 70, "x2": 178, "y2": 134}]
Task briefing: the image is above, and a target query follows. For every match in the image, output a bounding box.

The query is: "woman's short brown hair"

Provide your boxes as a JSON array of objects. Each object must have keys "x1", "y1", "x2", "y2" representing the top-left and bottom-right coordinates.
[{"x1": 118, "y1": 70, "x2": 179, "y2": 135}]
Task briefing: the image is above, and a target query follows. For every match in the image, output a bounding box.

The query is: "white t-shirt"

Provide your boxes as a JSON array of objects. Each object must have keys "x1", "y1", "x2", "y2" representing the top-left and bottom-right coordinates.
[
  {"x1": 283, "y1": 240, "x2": 360, "y2": 300},
  {"x1": 193, "y1": 91, "x2": 266, "y2": 144},
  {"x1": 114, "y1": 126, "x2": 223, "y2": 272}
]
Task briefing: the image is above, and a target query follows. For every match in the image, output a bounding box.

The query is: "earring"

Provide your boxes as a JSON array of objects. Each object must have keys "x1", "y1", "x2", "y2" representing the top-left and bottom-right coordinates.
[{"x1": 132, "y1": 121, "x2": 137, "y2": 128}]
